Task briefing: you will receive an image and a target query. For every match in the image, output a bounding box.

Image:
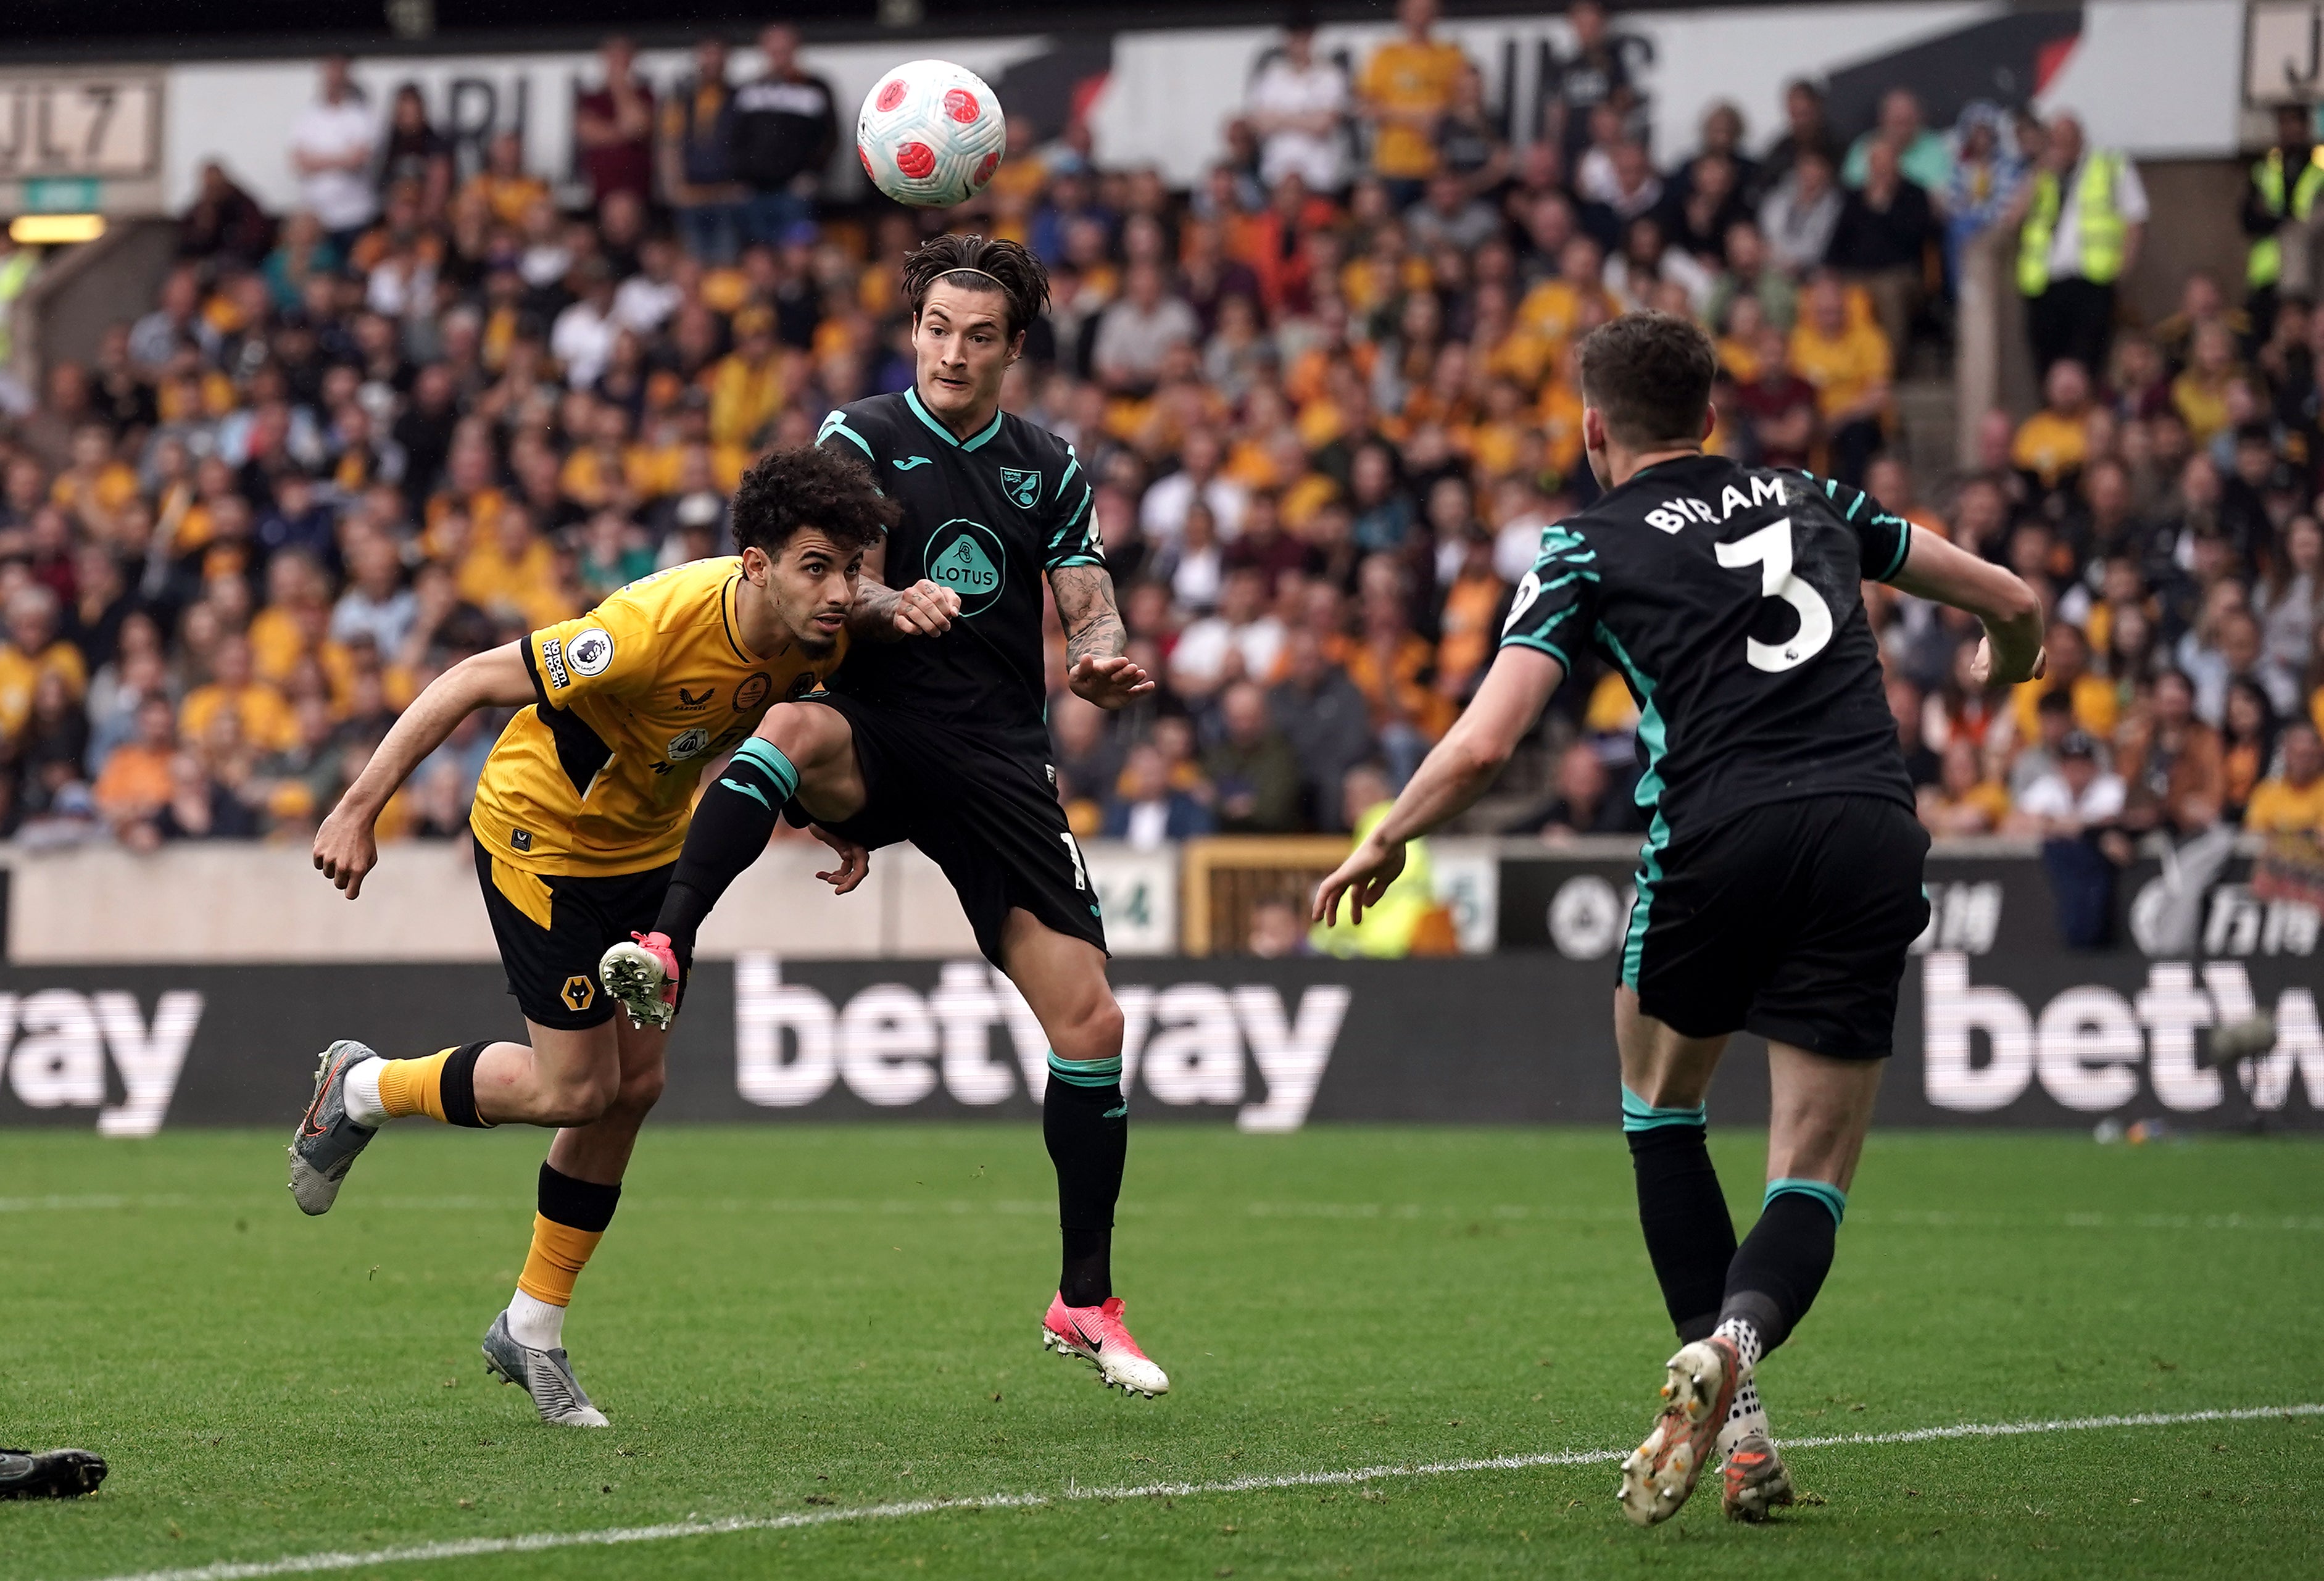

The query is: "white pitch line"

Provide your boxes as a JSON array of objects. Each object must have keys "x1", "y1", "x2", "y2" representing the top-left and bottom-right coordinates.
[{"x1": 60, "y1": 1402, "x2": 2324, "y2": 1581}]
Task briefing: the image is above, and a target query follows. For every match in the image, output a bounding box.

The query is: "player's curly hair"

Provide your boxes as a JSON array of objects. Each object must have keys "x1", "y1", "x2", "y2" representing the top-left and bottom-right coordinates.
[
  {"x1": 1575, "y1": 312, "x2": 1718, "y2": 450},
  {"x1": 901, "y1": 233, "x2": 1050, "y2": 339},
  {"x1": 729, "y1": 443, "x2": 902, "y2": 559}
]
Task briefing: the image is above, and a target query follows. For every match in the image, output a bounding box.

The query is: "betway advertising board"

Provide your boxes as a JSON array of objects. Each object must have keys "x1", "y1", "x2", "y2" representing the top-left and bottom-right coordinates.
[{"x1": 0, "y1": 946, "x2": 2314, "y2": 1137}]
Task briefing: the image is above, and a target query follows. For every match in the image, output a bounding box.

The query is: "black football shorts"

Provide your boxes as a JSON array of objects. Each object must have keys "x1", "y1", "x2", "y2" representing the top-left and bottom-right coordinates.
[
  {"x1": 1621, "y1": 794, "x2": 1930, "y2": 1060},
  {"x1": 805, "y1": 695, "x2": 1108, "y2": 968},
  {"x1": 473, "y1": 835, "x2": 678, "y2": 1031}
]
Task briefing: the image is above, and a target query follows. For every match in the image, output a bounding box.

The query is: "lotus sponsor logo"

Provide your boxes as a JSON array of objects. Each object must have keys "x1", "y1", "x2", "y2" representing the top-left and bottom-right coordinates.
[
  {"x1": 1921, "y1": 952, "x2": 2324, "y2": 1116},
  {"x1": 0, "y1": 989, "x2": 203, "y2": 1137},
  {"x1": 733, "y1": 956, "x2": 1350, "y2": 1132}
]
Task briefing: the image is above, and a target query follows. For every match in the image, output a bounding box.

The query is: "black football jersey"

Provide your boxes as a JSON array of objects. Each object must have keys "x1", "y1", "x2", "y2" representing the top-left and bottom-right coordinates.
[
  {"x1": 1500, "y1": 455, "x2": 1915, "y2": 847},
  {"x1": 817, "y1": 390, "x2": 1100, "y2": 741}
]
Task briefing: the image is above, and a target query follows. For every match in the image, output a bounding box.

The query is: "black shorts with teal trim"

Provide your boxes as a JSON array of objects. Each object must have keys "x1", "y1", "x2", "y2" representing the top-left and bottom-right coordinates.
[
  {"x1": 1620, "y1": 794, "x2": 1928, "y2": 1060},
  {"x1": 473, "y1": 835, "x2": 679, "y2": 1031},
  {"x1": 803, "y1": 695, "x2": 1108, "y2": 969}
]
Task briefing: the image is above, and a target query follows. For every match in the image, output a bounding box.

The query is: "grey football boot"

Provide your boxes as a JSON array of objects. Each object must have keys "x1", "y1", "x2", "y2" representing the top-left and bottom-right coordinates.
[
  {"x1": 288, "y1": 1040, "x2": 380, "y2": 1216},
  {"x1": 481, "y1": 1310, "x2": 610, "y2": 1427}
]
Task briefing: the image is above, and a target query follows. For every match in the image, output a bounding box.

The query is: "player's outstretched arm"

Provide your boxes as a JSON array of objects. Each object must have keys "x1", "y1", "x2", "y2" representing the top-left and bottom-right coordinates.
[
  {"x1": 847, "y1": 577, "x2": 963, "y2": 642},
  {"x1": 1314, "y1": 647, "x2": 1565, "y2": 926},
  {"x1": 1052, "y1": 564, "x2": 1155, "y2": 710},
  {"x1": 1884, "y1": 526, "x2": 2049, "y2": 687},
  {"x1": 313, "y1": 641, "x2": 536, "y2": 900}
]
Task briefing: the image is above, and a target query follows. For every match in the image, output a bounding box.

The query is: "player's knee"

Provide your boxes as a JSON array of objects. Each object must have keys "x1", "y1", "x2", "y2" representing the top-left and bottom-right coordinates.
[
  {"x1": 1055, "y1": 992, "x2": 1124, "y2": 1061},
  {"x1": 539, "y1": 1064, "x2": 621, "y2": 1126},
  {"x1": 612, "y1": 1058, "x2": 666, "y2": 1118}
]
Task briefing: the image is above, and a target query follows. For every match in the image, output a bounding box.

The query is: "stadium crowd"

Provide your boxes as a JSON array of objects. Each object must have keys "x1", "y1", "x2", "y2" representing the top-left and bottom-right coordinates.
[{"x1": 0, "y1": 0, "x2": 2319, "y2": 874}]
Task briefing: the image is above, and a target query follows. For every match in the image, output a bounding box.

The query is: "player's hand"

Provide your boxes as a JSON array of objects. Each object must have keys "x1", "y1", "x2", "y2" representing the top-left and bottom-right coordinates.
[
  {"x1": 808, "y1": 824, "x2": 870, "y2": 896},
  {"x1": 312, "y1": 808, "x2": 380, "y2": 900},
  {"x1": 1970, "y1": 632, "x2": 2047, "y2": 687},
  {"x1": 1313, "y1": 833, "x2": 1407, "y2": 927},
  {"x1": 890, "y1": 579, "x2": 960, "y2": 639},
  {"x1": 1067, "y1": 654, "x2": 1156, "y2": 710}
]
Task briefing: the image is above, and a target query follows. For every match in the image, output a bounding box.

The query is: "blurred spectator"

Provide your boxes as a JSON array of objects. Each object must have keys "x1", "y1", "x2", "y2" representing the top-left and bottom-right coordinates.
[
  {"x1": 1271, "y1": 628, "x2": 1374, "y2": 829},
  {"x1": 2010, "y1": 728, "x2": 2125, "y2": 834},
  {"x1": 661, "y1": 36, "x2": 748, "y2": 264},
  {"x1": 1103, "y1": 741, "x2": 1216, "y2": 847},
  {"x1": 574, "y1": 36, "x2": 656, "y2": 209},
  {"x1": 290, "y1": 57, "x2": 380, "y2": 251},
  {"x1": 1172, "y1": 565, "x2": 1285, "y2": 700},
  {"x1": 1094, "y1": 263, "x2": 1200, "y2": 394},
  {"x1": 731, "y1": 24, "x2": 837, "y2": 244},
  {"x1": 1508, "y1": 739, "x2": 1640, "y2": 839},
  {"x1": 1201, "y1": 679, "x2": 1305, "y2": 832},
  {"x1": 1787, "y1": 272, "x2": 1890, "y2": 484},
  {"x1": 1825, "y1": 139, "x2": 1935, "y2": 362},
  {"x1": 378, "y1": 85, "x2": 452, "y2": 215},
  {"x1": 1759, "y1": 149, "x2": 1841, "y2": 276},
  {"x1": 1843, "y1": 88, "x2": 1953, "y2": 194},
  {"x1": 2012, "y1": 111, "x2": 2146, "y2": 380},
  {"x1": 2240, "y1": 103, "x2": 2323, "y2": 339},
  {"x1": 1358, "y1": 0, "x2": 1469, "y2": 206},
  {"x1": 2245, "y1": 721, "x2": 2324, "y2": 831},
  {"x1": 180, "y1": 161, "x2": 275, "y2": 270},
  {"x1": 93, "y1": 694, "x2": 178, "y2": 836},
  {"x1": 2119, "y1": 669, "x2": 2223, "y2": 834},
  {"x1": 1759, "y1": 79, "x2": 1841, "y2": 197},
  {"x1": 1546, "y1": 2, "x2": 1637, "y2": 168},
  {"x1": 1248, "y1": 23, "x2": 1351, "y2": 194},
  {"x1": 1919, "y1": 737, "x2": 2011, "y2": 836},
  {"x1": 1942, "y1": 102, "x2": 2028, "y2": 281},
  {"x1": 1245, "y1": 895, "x2": 1313, "y2": 957}
]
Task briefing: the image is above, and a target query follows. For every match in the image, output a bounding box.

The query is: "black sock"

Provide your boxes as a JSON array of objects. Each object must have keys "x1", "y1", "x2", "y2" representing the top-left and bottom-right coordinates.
[
  {"x1": 658, "y1": 738, "x2": 798, "y2": 958},
  {"x1": 538, "y1": 1161, "x2": 621, "y2": 1233},
  {"x1": 1627, "y1": 1122, "x2": 1737, "y2": 1340},
  {"x1": 1044, "y1": 1077, "x2": 1127, "y2": 1306},
  {"x1": 1720, "y1": 1190, "x2": 1841, "y2": 1355},
  {"x1": 439, "y1": 1040, "x2": 495, "y2": 1129}
]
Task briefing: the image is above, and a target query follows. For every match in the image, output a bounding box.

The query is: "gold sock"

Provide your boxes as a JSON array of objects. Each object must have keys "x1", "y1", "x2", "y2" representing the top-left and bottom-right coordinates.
[
  {"x1": 517, "y1": 1213, "x2": 607, "y2": 1307},
  {"x1": 376, "y1": 1049, "x2": 454, "y2": 1122}
]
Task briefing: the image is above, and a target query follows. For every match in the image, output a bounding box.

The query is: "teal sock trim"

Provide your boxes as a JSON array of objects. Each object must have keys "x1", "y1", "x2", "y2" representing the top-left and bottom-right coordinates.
[
  {"x1": 1621, "y1": 1085, "x2": 1706, "y2": 1132},
  {"x1": 732, "y1": 737, "x2": 799, "y2": 802},
  {"x1": 1047, "y1": 1048, "x2": 1123, "y2": 1088},
  {"x1": 1765, "y1": 1178, "x2": 1846, "y2": 1226}
]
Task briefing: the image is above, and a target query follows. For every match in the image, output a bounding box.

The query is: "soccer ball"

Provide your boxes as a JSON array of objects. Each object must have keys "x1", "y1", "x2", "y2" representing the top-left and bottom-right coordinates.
[{"x1": 857, "y1": 59, "x2": 1006, "y2": 209}]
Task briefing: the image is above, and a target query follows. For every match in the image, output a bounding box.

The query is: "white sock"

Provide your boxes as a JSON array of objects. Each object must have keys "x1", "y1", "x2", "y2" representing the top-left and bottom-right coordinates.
[
  {"x1": 343, "y1": 1059, "x2": 388, "y2": 1129},
  {"x1": 507, "y1": 1289, "x2": 566, "y2": 1351},
  {"x1": 1717, "y1": 1378, "x2": 1769, "y2": 1459},
  {"x1": 1712, "y1": 1315, "x2": 1764, "y2": 1376}
]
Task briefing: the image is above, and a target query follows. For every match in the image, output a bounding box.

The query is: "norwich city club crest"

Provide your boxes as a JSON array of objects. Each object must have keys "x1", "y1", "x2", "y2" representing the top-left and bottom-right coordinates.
[
  {"x1": 924, "y1": 518, "x2": 1006, "y2": 617},
  {"x1": 998, "y1": 467, "x2": 1041, "y2": 509}
]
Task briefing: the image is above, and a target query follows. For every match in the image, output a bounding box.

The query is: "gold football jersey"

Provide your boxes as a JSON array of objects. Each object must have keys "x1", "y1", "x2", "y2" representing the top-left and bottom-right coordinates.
[{"x1": 470, "y1": 556, "x2": 844, "y2": 876}]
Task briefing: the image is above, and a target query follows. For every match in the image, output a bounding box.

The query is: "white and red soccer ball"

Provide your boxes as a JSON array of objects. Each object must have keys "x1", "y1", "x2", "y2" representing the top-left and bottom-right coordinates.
[{"x1": 856, "y1": 59, "x2": 1007, "y2": 209}]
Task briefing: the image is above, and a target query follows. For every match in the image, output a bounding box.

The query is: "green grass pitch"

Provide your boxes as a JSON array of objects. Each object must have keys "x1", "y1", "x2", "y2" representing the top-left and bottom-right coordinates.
[{"x1": 3, "y1": 1123, "x2": 2320, "y2": 1580}]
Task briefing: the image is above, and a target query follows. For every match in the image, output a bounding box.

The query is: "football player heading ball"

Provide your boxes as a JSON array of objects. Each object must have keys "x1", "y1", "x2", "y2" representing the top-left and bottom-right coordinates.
[{"x1": 604, "y1": 233, "x2": 1171, "y2": 1399}]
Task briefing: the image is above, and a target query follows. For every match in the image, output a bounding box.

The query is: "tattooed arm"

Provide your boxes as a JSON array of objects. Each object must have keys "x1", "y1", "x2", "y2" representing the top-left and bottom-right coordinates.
[{"x1": 1050, "y1": 564, "x2": 1155, "y2": 710}]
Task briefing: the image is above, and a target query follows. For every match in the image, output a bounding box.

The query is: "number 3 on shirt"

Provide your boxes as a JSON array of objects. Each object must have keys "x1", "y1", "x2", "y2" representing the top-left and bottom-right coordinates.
[{"x1": 1715, "y1": 517, "x2": 1833, "y2": 673}]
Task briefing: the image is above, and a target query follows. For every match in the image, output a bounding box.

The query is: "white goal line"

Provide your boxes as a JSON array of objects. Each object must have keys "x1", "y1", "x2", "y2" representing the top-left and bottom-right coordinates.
[{"x1": 64, "y1": 1401, "x2": 2324, "y2": 1581}]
